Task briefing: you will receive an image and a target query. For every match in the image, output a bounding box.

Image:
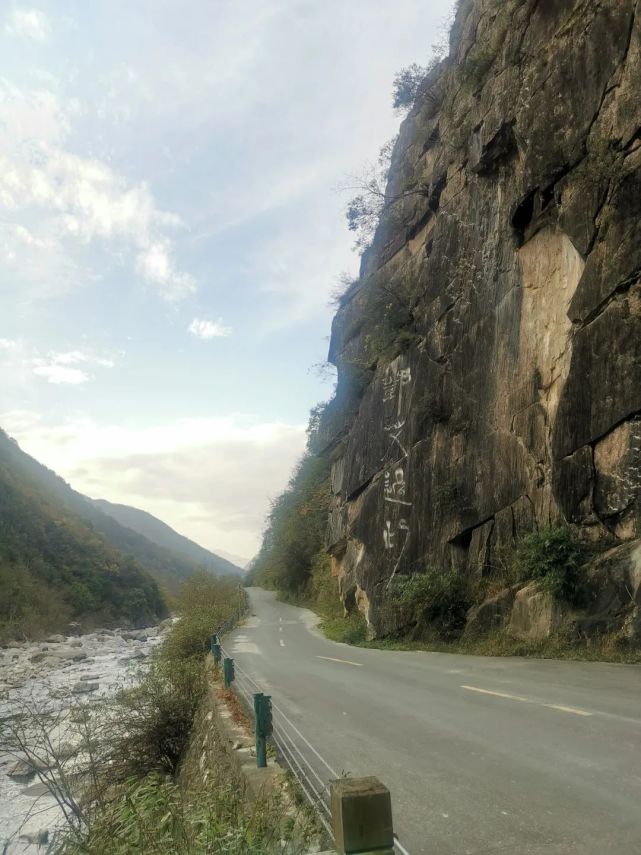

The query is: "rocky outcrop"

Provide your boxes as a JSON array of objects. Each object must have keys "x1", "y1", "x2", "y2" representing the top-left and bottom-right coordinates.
[{"x1": 321, "y1": 0, "x2": 641, "y2": 636}]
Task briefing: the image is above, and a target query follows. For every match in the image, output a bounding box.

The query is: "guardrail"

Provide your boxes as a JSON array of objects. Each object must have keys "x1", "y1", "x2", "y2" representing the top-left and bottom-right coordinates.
[{"x1": 211, "y1": 610, "x2": 411, "y2": 855}]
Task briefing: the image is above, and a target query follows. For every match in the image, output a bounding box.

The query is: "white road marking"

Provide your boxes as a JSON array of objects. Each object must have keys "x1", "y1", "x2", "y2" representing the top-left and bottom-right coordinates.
[
  {"x1": 544, "y1": 703, "x2": 592, "y2": 717},
  {"x1": 461, "y1": 685, "x2": 592, "y2": 717},
  {"x1": 280, "y1": 639, "x2": 285, "y2": 647},
  {"x1": 317, "y1": 655, "x2": 363, "y2": 667},
  {"x1": 279, "y1": 626, "x2": 283, "y2": 633}
]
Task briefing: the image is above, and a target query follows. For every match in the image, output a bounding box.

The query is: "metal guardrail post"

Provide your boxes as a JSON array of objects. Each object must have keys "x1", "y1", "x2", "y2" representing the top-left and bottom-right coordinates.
[
  {"x1": 212, "y1": 641, "x2": 222, "y2": 664},
  {"x1": 253, "y1": 692, "x2": 272, "y2": 768},
  {"x1": 223, "y1": 657, "x2": 235, "y2": 688},
  {"x1": 330, "y1": 776, "x2": 395, "y2": 855}
]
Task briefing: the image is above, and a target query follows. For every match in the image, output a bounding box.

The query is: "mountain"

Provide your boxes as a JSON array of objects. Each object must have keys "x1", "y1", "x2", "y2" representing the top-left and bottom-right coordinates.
[
  {"x1": 253, "y1": 0, "x2": 641, "y2": 648},
  {"x1": 92, "y1": 499, "x2": 243, "y2": 577},
  {"x1": 0, "y1": 429, "x2": 167, "y2": 640},
  {"x1": 316, "y1": 0, "x2": 641, "y2": 638}
]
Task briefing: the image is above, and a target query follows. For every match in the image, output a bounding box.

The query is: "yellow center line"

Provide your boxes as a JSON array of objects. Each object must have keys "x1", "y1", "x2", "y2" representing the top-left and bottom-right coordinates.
[
  {"x1": 317, "y1": 655, "x2": 363, "y2": 668},
  {"x1": 461, "y1": 685, "x2": 592, "y2": 717}
]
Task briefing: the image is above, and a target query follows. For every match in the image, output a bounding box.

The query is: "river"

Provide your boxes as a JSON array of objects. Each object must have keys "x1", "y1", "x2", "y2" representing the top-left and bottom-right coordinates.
[{"x1": 0, "y1": 621, "x2": 171, "y2": 853}]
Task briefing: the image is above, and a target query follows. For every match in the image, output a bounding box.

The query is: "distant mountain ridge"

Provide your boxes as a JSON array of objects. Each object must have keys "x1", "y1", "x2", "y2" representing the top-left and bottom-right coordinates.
[
  {"x1": 92, "y1": 499, "x2": 243, "y2": 578},
  {"x1": 0, "y1": 428, "x2": 168, "y2": 639}
]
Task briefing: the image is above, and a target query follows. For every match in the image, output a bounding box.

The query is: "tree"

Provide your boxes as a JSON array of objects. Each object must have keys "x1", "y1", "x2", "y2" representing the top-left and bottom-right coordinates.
[{"x1": 392, "y1": 63, "x2": 428, "y2": 113}]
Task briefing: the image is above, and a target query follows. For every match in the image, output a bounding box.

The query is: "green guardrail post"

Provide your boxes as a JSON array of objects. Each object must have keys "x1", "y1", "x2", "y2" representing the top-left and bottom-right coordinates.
[
  {"x1": 212, "y1": 641, "x2": 221, "y2": 664},
  {"x1": 223, "y1": 657, "x2": 235, "y2": 688},
  {"x1": 210, "y1": 633, "x2": 218, "y2": 653},
  {"x1": 254, "y1": 692, "x2": 272, "y2": 768}
]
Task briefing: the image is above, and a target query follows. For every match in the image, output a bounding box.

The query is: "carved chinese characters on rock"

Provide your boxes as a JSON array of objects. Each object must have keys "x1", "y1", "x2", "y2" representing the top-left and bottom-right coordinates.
[{"x1": 381, "y1": 363, "x2": 412, "y2": 585}]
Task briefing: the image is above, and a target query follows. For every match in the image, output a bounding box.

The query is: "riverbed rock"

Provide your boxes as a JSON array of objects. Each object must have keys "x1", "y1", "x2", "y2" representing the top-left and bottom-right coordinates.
[
  {"x1": 44, "y1": 634, "x2": 65, "y2": 644},
  {"x1": 19, "y1": 829, "x2": 49, "y2": 845},
  {"x1": 72, "y1": 681, "x2": 99, "y2": 694},
  {"x1": 49, "y1": 649, "x2": 87, "y2": 662}
]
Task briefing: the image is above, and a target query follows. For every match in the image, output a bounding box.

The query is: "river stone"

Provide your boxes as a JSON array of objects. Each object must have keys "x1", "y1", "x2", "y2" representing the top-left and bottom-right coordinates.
[
  {"x1": 8, "y1": 761, "x2": 37, "y2": 781},
  {"x1": 29, "y1": 651, "x2": 47, "y2": 663},
  {"x1": 68, "y1": 639, "x2": 83, "y2": 648},
  {"x1": 19, "y1": 830, "x2": 49, "y2": 845},
  {"x1": 44, "y1": 634, "x2": 65, "y2": 644},
  {"x1": 72, "y1": 681, "x2": 99, "y2": 694},
  {"x1": 49, "y1": 649, "x2": 87, "y2": 661}
]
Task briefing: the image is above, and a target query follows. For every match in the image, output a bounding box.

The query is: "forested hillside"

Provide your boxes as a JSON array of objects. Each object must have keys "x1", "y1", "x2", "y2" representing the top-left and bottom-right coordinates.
[
  {"x1": 93, "y1": 499, "x2": 242, "y2": 577},
  {"x1": 0, "y1": 429, "x2": 167, "y2": 640}
]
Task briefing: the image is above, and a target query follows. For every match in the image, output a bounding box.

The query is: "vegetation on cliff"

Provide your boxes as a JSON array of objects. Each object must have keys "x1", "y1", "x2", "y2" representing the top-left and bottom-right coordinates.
[{"x1": 248, "y1": 408, "x2": 331, "y2": 596}]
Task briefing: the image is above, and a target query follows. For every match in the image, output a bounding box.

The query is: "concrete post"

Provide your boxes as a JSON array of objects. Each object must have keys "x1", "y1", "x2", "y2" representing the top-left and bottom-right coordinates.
[{"x1": 330, "y1": 777, "x2": 394, "y2": 855}]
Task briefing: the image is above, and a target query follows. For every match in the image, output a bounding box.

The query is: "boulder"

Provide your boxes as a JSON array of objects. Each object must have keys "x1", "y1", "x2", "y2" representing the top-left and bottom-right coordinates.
[
  {"x1": 72, "y1": 681, "x2": 99, "y2": 694},
  {"x1": 65, "y1": 621, "x2": 82, "y2": 636},
  {"x1": 7, "y1": 758, "x2": 48, "y2": 781},
  {"x1": 44, "y1": 634, "x2": 65, "y2": 644},
  {"x1": 29, "y1": 651, "x2": 47, "y2": 663},
  {"x1": 464, "y1": 586, "x2": 519, "y2": 636},
  {"x1": 19, "y1": 830, "x2": 49, "y2": 846},
  {"x1": 508, "y1": 584, "x2": 561, "y2": 642},
  {"x1": 49, "y1": 649, "x2": 87, "y2": 662},
  {"x1": 577, "y1": 540, "x2": 641, "y2": 638}
]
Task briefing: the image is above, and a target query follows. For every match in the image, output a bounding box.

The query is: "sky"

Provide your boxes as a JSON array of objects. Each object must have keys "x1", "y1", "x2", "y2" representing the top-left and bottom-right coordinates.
[{"x1": 0, "y1": 0, "x2": 453, "y2": 566}]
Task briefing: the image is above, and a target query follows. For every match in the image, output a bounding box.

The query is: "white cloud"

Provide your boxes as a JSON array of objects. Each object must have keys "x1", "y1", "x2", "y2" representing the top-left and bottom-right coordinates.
[
  {"x1": 5, "y1": 9, "x2": 49, "y2": 41},
  {"x1": 28, "y1": 348, "x2": 116, "y2": 384},
  {"x1": 32, "y1": 363, "x2": 88, "y2": 384},
  {"x1": 188, "y1": 317, "x2": 232, "y2": 339},
  {"x1": 0, "y1": 80, "x2": 196, "y2": 301},
  {"x1": 1, "y1": 411, "x2": 307, "y2": 557},
  {"x1": 0, "y1": 338, "x2": 18, "y2": 350}
]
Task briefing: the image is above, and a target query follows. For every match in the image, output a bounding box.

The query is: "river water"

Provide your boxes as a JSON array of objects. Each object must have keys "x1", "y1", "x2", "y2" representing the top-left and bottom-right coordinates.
[{"x1": 0, "y1": 622, "x2": 170, "y2": 853}]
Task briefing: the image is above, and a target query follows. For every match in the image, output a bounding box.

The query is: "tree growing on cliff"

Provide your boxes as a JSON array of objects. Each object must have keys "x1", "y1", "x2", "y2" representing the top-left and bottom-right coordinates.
[
  {"x1": 343, "y1": 136, "x2": 399, "y2": 252},
  {"x1": 392, "y1": 63, "x2": 429, "y2": 112}
]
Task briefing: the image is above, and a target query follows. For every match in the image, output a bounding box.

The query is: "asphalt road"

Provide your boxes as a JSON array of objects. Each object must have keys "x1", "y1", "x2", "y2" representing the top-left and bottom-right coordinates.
[{"x1": 226, "y1": 588, "x2": 641, "y2": 855}]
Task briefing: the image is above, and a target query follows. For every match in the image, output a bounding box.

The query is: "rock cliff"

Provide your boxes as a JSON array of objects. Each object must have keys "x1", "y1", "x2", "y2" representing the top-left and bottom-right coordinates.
[{"x1": 321, "y1": 0, "x2": 641, "y2": 637}]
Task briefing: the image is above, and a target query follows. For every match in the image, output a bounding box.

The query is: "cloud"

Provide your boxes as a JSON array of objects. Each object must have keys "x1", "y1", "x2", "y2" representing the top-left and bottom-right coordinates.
[
  {"x1": 5, "y1": 9, "x2": 49, "y2": 41},
  {"x1": 1, "y1": 411, "x2": 307, "y2": 557},
  {"x1": 188, "y1": 317, "x2": 232, "y2": 339},
  {"x1": 32, "y1": 363, "x2": 88, "y2": 384},
  {"x1": 0, "y1": 80, "x2": 196, "y2": 301},
  {"x1": 0, "y1": 338, "x2": 18, "y2": 350},
  {"x1": 27, "y1": 348, "x2": 116, "y2": 384}
]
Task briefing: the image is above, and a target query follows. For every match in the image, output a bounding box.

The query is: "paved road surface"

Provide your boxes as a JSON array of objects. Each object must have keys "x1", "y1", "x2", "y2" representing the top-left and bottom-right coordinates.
[{"x1": 226, "y1": 588, "x2": 641, "y2": 854}]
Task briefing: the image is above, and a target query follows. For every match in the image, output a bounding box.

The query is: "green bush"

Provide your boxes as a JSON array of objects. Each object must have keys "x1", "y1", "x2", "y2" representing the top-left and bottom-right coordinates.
[
  {"x1": 516, "y1": 525, "x2": 584, "y2": 602},
  {"x1": 388, "y1": 567, "x2": 471, "y2": 637},
  {"x1": 322, "y1": 612, "x2": 368, "y2": 645}
]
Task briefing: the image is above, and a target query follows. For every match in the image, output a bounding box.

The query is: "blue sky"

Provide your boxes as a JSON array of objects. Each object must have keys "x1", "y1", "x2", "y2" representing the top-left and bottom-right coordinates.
[{"x1": 0, "y1": 0, "x2": 452, "y2": 564}]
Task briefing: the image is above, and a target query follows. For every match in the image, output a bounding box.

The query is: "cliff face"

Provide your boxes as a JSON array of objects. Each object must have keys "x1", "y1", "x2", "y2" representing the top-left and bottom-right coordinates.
[{"x1": 322, "y1": 0, "x2": 641, "y2": 635}]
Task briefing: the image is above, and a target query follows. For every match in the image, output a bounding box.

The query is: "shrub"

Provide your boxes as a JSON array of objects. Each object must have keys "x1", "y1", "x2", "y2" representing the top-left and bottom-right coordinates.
[
  {"x1": 388, "y1": 567, "x2": 471, "y2": 637},
  {"x1": 516, "y1": 526, "x2": 584, "y2": 602},
  {"x1": 110, "y1": 655, "x2": 207, "y2": 779},
  {"x1": 322, "y1": 611, "x2": 368, "y2": 645}
]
